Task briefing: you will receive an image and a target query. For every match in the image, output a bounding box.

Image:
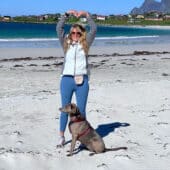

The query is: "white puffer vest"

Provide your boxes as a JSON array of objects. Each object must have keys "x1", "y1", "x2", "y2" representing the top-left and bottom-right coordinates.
[{"x1": 62, "y1": 43, "x2": 88, "y2": 75}]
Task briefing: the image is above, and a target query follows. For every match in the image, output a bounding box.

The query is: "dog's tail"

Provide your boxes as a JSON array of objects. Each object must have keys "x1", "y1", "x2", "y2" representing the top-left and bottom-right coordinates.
[
  {"x1": 89, "y1": 147, "x2": 127, "y2": 156},
  {"x1": 105, "y1": 147, "x2": 127, "y2": 152}
]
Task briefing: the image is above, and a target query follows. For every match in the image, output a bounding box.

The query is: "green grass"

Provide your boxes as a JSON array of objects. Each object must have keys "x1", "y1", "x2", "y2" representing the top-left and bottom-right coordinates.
[{"x1": 9, "y1": 16, "x2": 170, "y2": 26}]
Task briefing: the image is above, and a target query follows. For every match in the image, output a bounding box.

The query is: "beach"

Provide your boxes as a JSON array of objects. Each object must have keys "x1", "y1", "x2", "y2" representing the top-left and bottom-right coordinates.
[{"x1": 0, "y1": 42, "x2": 170, "y2": 170}]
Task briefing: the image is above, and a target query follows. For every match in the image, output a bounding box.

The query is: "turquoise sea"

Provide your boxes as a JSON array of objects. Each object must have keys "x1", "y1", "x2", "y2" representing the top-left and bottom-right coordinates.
[{"x1": 1, "y1": 22, "x2": 170, "y2": 48}]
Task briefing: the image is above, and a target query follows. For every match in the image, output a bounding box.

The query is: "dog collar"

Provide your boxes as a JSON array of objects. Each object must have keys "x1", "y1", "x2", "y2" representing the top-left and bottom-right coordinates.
[
  {"x1": 77, "y1": 126, "x2": 92, "y2": 139},
  {"x1": 69, "y1": 117, "x2": 85, "y2": 125}
]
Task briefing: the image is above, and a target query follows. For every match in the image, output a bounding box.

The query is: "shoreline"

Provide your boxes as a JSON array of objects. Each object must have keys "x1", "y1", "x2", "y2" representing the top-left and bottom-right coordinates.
[
  {"x1": 97, "y1": 23, "x2": 170, "y2": 29},
  {"x1": 1, "y1": 43, "x2": 170, "y2": 59}
]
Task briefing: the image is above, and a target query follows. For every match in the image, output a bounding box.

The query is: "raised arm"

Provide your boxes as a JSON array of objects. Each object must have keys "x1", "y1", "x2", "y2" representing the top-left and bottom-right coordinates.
[
  {"x1": 86, "y1": 15, "x2": 97, "y2": 47},
  {"x1": 78, "y1": 11, "x2": 97, "y2": 47},
  {"x1": 56, "y1": 15, "x2": 66, "y2": 47},
  {"x1": 56, "y1": 10, "x2": 78, "y2": 47}
]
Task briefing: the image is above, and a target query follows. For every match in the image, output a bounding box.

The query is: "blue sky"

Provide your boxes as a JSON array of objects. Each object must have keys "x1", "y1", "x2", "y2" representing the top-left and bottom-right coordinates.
[{"x1": 0, "y1": 0, "x2": 161, "y2": 16}]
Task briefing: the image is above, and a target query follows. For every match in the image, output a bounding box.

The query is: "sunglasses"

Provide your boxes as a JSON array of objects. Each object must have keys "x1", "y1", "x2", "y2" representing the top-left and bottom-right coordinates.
[{"x1": 71, "y1": 32, "x2": 82, "y2": 36}]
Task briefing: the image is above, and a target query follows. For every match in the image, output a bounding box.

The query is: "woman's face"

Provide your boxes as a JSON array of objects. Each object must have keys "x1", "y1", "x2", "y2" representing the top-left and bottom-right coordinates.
[{"x1": 71, "y1": 28, "x2": 82, "y2": 42}]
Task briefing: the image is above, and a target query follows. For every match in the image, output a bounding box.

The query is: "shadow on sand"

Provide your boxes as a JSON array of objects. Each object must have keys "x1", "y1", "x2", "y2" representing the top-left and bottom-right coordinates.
[{"x1": 96, "y1": 122, "x2": 130, "y2": 138}]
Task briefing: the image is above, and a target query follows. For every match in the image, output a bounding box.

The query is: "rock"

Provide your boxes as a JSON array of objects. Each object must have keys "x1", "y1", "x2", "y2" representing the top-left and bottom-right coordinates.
[{"x1": 131, "y1": 0, "x2": 170, "y2": 14}]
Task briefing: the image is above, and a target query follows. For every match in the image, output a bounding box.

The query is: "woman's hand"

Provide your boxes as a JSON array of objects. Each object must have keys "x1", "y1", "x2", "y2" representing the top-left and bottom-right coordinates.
[
  {"x1": 77, "y1": 11, "x2": 89, "y2": 18},
  {"x1": 66, "y1": 10, "x2": 89, "y2": 18},
  {"x1": 66, "y1": 10, "x2": 78, "y2": 17}
]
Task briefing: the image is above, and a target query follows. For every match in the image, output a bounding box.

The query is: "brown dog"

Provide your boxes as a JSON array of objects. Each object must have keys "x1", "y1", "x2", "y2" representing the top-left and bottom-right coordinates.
[{"x1": 59, "y1": 103, "x2": 127, "y2": 156}]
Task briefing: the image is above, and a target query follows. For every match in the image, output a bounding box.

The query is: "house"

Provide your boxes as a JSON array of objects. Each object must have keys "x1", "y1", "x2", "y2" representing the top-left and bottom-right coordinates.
[
  {"x1": 39, "y1": 14, "x2": 49, "y2": 21},
  {"x1": 136, "y1": 15, "x2": 144, "y2": 19},
  {"x1": 80, "y1": 17, "x2": 87, "y2": 23},
  {"x1": 164, "y1": 14, "x2": 170, "y2": 20},
  {"x1": 144, "y1": 11, "x2": 163, "y2": 21},
  {"x1": 145, "y1": 18, "x2": 163, "y2": 21},
  {"x1": 44, "y1": 14, "x2": 49, "y2": 19},
  {"x1": 96, "y1": 15, "x2": 106, "y2": 21},
  {"x1": 127, "y1": 14, "x2": 144, "y2": 23},
  {"x1": 2, "y1": 16, "x2": 11, "y2": 21}
]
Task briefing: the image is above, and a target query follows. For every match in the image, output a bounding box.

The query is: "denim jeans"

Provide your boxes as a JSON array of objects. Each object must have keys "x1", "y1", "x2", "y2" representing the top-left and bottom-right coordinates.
[{"x1": 60, "y1": 75, "x2": 89, "y2": 132}]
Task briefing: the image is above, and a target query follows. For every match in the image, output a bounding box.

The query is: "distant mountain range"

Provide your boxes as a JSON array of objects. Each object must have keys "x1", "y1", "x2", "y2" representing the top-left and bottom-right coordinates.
[{"x1": 131, "y1": 0, "x2": 170, "y2": 14}]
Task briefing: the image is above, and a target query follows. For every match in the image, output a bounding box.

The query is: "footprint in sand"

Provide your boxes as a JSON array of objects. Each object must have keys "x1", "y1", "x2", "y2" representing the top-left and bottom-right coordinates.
[{"x1": 114, "y1": 154, "x2": 132, "y2": 160}]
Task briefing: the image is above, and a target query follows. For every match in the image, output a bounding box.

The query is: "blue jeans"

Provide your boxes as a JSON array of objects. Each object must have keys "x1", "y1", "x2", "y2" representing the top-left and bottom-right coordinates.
[{"x1": 60, "y1": 75, "x2": 89, "y2": 132}]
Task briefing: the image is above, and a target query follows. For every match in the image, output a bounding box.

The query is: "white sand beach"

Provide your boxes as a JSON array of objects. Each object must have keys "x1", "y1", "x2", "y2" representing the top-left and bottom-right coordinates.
[{"x1": 0, "y1": 44, "x2": 170, "y2": 170}]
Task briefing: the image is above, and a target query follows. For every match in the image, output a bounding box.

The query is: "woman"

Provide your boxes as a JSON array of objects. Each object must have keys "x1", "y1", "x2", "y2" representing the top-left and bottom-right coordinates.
[{"x1": 57, "y1": 10, "x2": 97, "y2": 146}]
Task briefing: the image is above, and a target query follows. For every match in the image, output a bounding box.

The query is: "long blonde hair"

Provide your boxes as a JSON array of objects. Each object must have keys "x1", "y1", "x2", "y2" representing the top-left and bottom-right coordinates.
[{"x1": 64, "y1": 24, "x2": 89, "y2": 55}]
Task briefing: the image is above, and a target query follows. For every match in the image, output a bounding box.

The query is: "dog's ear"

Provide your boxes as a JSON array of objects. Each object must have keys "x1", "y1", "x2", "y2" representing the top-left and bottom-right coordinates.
[
  {"x1": 70, "y1": 103, "x2": 76, "y2": 109},
  {"x1": 76, "y1": 107, "x2": 81, "y2": 115},
  {"x1": 71, "y1": 103, "x2": 76, "y2": 108},
  {"x1": 70, "y1": 103, "x2": 77, "y2": 114},
  {"x1": 71, "y1": 103, "x2": 81, "y2": 116}
]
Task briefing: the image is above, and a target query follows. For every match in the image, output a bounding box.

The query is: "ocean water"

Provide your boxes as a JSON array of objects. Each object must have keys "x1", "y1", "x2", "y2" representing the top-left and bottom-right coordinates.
[{"x1": 1, "y1": 22, "x2": 170, "y2": 48}]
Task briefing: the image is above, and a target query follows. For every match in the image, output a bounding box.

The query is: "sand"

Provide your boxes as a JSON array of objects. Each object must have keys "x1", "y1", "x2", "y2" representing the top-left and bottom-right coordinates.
[{"x1": 0, "y1": 44, "x2": 170, "y2": 170}]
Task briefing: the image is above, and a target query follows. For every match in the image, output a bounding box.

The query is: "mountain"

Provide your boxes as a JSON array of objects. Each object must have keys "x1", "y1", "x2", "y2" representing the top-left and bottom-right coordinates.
[
  {"x1": 131, "y1": 0, "x2": 170, "y2": 14},
  {"x1": 161, "y1": 0, "x2": 170, "y2": 13}
]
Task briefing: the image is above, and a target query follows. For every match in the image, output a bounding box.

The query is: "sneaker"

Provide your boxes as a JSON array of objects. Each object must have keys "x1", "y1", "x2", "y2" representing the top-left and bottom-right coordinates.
[{"x1": 56, "y1": 136, "x2": 65, "y2": 148}]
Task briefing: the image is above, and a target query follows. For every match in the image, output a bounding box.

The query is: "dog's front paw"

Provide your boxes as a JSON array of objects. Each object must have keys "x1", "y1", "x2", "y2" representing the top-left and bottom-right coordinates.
[
  {"x1": 56, "y1": 144, "x2": 64, "y2": 148},
  {"x1": 66, "y1": 153, "x2": 73, "y2": 157},
  {"x1": 89, "y1": 152, "x2": 95, "y2": 156}
]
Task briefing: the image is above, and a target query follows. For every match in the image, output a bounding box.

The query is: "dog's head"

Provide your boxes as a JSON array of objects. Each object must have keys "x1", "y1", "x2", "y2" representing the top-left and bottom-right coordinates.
[{"x1": 59, "y1": 103, "x2": 80, "y2": 117}]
